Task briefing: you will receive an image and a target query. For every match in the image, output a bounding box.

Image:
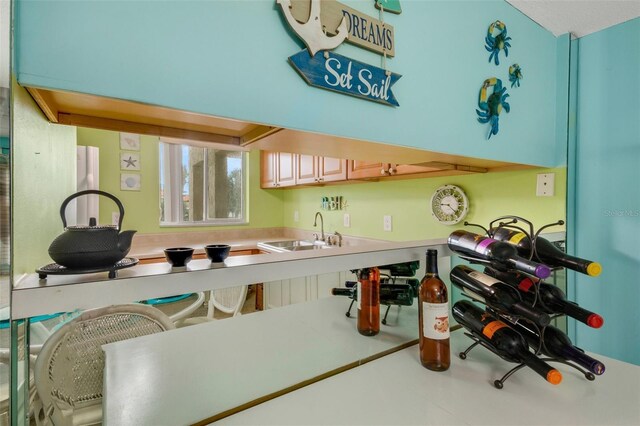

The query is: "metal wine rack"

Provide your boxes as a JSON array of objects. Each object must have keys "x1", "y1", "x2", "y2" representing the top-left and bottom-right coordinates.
[{"x1": 454, "y1": 215, "x2": 597, "y2": 389}]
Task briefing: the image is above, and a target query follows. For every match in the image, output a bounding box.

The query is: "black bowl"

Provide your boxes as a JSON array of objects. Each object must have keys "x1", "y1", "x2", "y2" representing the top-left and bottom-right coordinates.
[
  {"x1": 164, "y1": 247, "x2": 194, "y2": 267},
  {"x1": 204, "y1": 244, "x2": 231, "y2": 263}
]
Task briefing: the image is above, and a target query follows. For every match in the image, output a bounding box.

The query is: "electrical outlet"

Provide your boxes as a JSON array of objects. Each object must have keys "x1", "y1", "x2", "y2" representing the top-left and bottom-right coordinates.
[
  {"x1": 383, "y1": 215, "x2": 392, "y2": 232},
  {"x1": 536, "y1": 173, "x2": 555, "y2": 197},
  {"x1": 112, "y1": 212, "x2": 120, "y2": 226},
  {"x1": 294, "y1": 210, "x2": 299, "y2": 222},
  {"x1": 343, "y1": 213, "x2": 350, "y2": 228}
]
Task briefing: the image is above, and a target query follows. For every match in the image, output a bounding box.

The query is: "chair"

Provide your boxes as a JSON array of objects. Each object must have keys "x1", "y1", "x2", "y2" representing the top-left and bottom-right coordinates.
[
  {"x1": 34, "y1": 304, "x2": 175, "y2": 426},
  {"x1": 207, "y1": 286, "x2": 248, "y2": 319},
  {"x1": 175, "y1": 286, "x2": 248, "y2": 328}
]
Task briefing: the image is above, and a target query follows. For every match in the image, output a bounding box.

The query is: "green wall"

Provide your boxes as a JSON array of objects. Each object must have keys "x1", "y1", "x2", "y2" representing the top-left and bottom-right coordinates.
[
  {"x1": 12, "y1": 81, "x2": 76, "y2": 274},
  {"x1": 77, "y1": 126, "x2": 565, "y2": 241},
  {"x1": 283, "y1": 168, "x2": 566, "y2": 241},
  {"x1": 77, "y1": 128, "x2": 284, "y2": 233}
]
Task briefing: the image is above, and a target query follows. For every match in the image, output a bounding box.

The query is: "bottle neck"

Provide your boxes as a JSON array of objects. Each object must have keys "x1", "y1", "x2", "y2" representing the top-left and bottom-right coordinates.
[{"x1": 426, "y1": 253, "x2": 439, "y2": 276}]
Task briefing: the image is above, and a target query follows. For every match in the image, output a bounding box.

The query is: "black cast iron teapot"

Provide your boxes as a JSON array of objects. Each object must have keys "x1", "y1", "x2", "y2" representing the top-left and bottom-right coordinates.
[{"x1": 48, "y1": 190, "x2": 137, "y2": 269}]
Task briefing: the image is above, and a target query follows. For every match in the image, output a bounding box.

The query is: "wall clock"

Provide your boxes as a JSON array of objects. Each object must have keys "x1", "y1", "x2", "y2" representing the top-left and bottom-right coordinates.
[{"x1": 430, "y1": 185, "x2": 469, "y2": 225}]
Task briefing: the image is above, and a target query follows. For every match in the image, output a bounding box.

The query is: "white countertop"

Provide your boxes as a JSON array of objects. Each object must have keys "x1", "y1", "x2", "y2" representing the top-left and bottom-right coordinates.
[
  {"x1": 220, "y1": 330, "x2": 640, "y2": 426},
  {"x1": 12, "y1": 238, "x2": 449, "y2": 319},
  {"x1": 102, "y1": 296, "x2": 420, "y2": 426}
]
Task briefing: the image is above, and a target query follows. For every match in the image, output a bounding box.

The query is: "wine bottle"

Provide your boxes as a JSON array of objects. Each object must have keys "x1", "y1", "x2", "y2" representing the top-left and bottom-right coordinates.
[
  {"x1": 418, "y1": 249, "x2": 450, "y2": 371},
  {"x1": 331, "y1": 284, "x2": 414, "y2": 306},
  {"x1": 448, "y1": 230, "x2": 551, "y2": 279},
  {"x1": 357, "y1": 267, "x2": 380, "y2": 336},
  {"x1": 503, "y1": 318, "x2": 605, "y2": 375},
  {"x1": 452, "y1": 300, "x2": 562, "y2": 385},
  {"x1": 450, "y1": 265, "x2": 550, "y2": 327},
  {"x1": 484, "y1": 268, "x2": 604, "y2": 329},
  {"x1": 491, "y1": 227, "x2": 602, "y2": 277}
]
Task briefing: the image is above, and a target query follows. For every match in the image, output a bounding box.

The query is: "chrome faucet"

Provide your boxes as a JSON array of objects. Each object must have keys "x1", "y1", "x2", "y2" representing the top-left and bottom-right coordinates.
[{"x1": 313, "y1": 212, "x2": 325, "y2": 242}]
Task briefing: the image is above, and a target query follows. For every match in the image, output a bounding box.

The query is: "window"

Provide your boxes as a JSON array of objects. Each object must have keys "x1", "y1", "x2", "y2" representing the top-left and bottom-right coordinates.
[{"x1": 159, "y1": 139, "x2": 247, "y2": 225}]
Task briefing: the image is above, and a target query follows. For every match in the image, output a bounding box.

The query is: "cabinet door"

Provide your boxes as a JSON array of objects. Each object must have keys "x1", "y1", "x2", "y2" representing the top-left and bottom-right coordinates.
[
  {"x1": 260, "y1": 151, "x2": 277, "y2": 188},
  {"x1": 296, "y1": 154, "x2": 319, "y2": 185},
  {"x1": 348, "y1": 160, "x2": 389, "y2": 179},
  {"x1": 319, "y1": 157, "x2": 347, "y2": 182},
  {"x1": 277, "y1": 152, "x2": 297, "y2": 187}
]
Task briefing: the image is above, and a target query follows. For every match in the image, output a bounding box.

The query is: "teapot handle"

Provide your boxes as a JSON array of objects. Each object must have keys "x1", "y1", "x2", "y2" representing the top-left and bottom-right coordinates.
[{"x1": 60, "y1": 190, "x2": 125, "y2": 230}]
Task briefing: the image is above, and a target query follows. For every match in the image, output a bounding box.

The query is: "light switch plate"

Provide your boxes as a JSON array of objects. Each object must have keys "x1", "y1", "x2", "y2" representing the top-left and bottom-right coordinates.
[
  {"x1": 294, "y1": 210, "x2": 299, "y2": 222},
  {"x1": 343, "y1": 213, "x2": 350, "y2": 228},
  {"x1": 536, "y1": 173, "x2": 555, "y2": 197},
  {"x1": 112, "y1": 212, "x2": 120, "y2": 226},
  {"x1": 383, "y1": 215, "x2": 392, "y2": 232}
]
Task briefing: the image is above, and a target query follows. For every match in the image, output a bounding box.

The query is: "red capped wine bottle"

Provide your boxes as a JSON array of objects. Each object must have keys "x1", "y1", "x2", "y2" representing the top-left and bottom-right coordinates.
[
  {"x1": 419, "y1": 249, "x2": 450, "y2": 371},
  {"x1": 452, "y1": 300, "x2": 562, "y2": 385},
  {"x1": 450, "y1": 265, "x2": 550, "y2": 327},
  {"x1": 331, "y1": 284, "x2": 414, "y2": 306},
  {"x1": 503, "y1": 319, "x2": 605, "y2": 375},
  {"x1": 484, "y1": 268, "x2": 604, "y2": 329},
  {"x1": 357, "y1": 267, "x2": 380, "y2": 336},
  {"x1": 491, "y1": 228, "x2": 602, "y2": 277},
  {"x1": 448, "y1": 230, "x2": 551, "y2": 279}
]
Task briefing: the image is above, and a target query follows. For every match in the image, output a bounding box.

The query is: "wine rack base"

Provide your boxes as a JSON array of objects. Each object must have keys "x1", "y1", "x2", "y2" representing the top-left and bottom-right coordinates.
[{"x1": 459, "y1": 332, "x2": 597, "y2": 389}]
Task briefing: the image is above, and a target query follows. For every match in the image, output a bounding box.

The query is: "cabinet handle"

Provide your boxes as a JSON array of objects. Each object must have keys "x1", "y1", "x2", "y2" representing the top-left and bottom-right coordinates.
[
  {"x1": 318, "y1": 177, "x2": 324, "y2": 182},
  {"x1": 389, "y1": 167, "x2": 397, "y2": 175}
]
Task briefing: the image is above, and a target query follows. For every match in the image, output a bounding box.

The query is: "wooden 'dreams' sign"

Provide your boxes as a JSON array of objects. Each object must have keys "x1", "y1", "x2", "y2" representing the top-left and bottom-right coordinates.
[{"x1": 289, "y1": 0, "x2": 395, "y2": 57}]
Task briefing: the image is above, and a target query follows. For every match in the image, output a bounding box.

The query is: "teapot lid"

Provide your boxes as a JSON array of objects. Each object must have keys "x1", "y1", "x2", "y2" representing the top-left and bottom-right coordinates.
[{"x1": 66, "y1": 224, "x2": 118, "y2": 230}]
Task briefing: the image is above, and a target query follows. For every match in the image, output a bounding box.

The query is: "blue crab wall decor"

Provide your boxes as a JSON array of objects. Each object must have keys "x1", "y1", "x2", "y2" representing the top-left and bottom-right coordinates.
[
  {"x1": 476, "y1": 78, "x2": 510, "y2": 139},
  {"x1": 485, "y1": 20, "x2": 511, "y2": 66},
  {"x1": 509, "y1": 64, "x2": 523, "y2": 88}
]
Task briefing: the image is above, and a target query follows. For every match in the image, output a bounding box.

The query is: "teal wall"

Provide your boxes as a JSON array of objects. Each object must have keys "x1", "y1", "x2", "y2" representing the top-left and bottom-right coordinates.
[
  {"x1": 15, "y1": 0, "x2": 565, "y2": 167},
  {"x1": 571, "y1": 18, "x2": 640, "y2": 365}
]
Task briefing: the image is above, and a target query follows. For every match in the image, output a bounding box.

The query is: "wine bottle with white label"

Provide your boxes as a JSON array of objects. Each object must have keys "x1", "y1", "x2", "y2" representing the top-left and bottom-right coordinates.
[
  {"x1": 448, "y1": 230, "x2": 551, "y2": 279},
  {"x1": 452, "y1": 300, "x2": 562, "y2": 385},
  {"x1": 450, "y1": 265, "x2": 550, "y2": 327},
  {"x1": 357, "y1": 267, "x2": 380, "y2": 336},
  {"x1": 483, "y1": 267, "x2": 604, "y2": 329},
  {"x1": 491, "y1": 227, "x2": 602, "y2": 277},
  {"x1": 418, "y1": 249, "x2": 450, "y2": 371}
]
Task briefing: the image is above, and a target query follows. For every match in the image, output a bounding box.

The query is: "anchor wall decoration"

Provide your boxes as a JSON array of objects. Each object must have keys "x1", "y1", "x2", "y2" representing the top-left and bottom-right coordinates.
[
  {"x1": 277, "y1": 0, "x2": 402, "y2": 107},
  {"x1": 276, "y1": 0, "x2": 348, "y2": 57}
]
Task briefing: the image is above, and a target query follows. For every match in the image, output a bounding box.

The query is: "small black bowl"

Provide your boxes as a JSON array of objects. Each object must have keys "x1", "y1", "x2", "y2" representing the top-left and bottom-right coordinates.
[
  {"x1": 204, "y1": 244, "x2": 231, "y2": 263},
  {"x1": 164, "y1": 247, "x2": 194, "y2": 267}
]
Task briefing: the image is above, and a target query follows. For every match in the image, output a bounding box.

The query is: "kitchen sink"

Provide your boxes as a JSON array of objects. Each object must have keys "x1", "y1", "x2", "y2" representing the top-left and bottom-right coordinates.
[{"x1": 257, "y1": 240, "x2": 332, "y2": 253}]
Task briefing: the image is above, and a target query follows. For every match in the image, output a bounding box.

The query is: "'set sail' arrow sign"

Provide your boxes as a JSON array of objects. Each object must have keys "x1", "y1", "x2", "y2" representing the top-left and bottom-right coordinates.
[{"x1": 289, "y1": 50, "x2": 402, "y2": 107}]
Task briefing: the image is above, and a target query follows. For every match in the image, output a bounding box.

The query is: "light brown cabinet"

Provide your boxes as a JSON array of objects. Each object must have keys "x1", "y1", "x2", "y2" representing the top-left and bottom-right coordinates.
[
  {"x1": 347, "y1": 160, "x2": 388, "y2": 179},
  {"x1": 261, "y1": 151, "x2": 296, "y2": 188},
  {"x1": 296, "y1": 154, "x2": 347, "y2": 185}
]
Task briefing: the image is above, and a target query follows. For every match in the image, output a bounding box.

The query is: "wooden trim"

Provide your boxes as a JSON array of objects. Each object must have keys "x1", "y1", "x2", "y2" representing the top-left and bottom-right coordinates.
[
  {"x1": 26, "y1": 87, "x2": 59, "y2": 122},
  {"x1": 191, "y1": 339, "x2": 419, "y2": 426},
  {"x1": 57, "y1": 113, "x2": 241, "y2": 146},
  {"x1": 240, "y1": 125, "x2": 281, "y2": 145}
]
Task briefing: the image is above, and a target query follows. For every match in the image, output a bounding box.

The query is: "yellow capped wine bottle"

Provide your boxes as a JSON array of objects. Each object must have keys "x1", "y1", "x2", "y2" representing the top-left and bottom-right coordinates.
[
  {"x1": 448, "y1": 230, "x2": 551, "y2": 279},
  {"x1": 452, "y1": 300, "x2": 562, "y2": 385},
  {"x1": 418, "y1": 249, "x2": 450, "y2": 371},
  {"x1": 491, "y1": 227, "x2": 602, "y2": 277}
]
